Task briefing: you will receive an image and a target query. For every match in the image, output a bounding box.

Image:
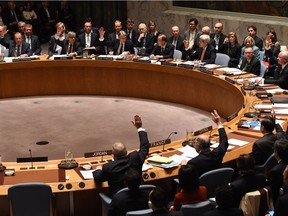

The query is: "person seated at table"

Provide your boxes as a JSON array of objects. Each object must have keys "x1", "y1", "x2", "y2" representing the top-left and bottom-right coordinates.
[
  {"x1": 240, "y1": 36, "x2": 260, "y2": 62},
  {"x1": 218, "y1": 32, "x2": 241, "y2": 68},
  {"x1": 181, "y1": 110, "x2": 228, "y2": 176},
  {"x1": 107, "y1": 20, "x2": 123, "y2": 52},
  {"x1": 125, "y1": 18, "x2": 138, "y2": 45},
  {"x1": 239, "y1": 47, "x2": 260, "y2": 76},
  {"x1": 231, "y1": 154, "x2": 267, "y2": 208},
  {"x1": 210, "y1": 22, "x2": 226, "y2": 52},
  {"x1": 48, "y1": 22, "x2": 67, "y2": 56},
  {"x1": 150, "y1": 34, "x2": 174, "y2": 59},
  {"x1": 267, "y1": 139, "x2": 288, "y2": 205},
  {"x1": 148, "y1": 20, "x2": 161, "y2": 43},
  {"x1": 243, "y1": 25, "x2": 263, "y2": 51},
  {"x1": 185, "y1": 34, "x2": 216, "y2": 64},
  {"x1": 93, "y1": 115, "x2": 149, "y2": 196},
  {"x1": 107, "y1": 168, "x2": 151, "y2": 216},
  {"x1": 134, "y1": 23, "x2": 155, "y2": 55},
  {"x1": 7, "y1": 32, "x2": 31, "y2": 57},
  {"x1": 167, "y1": 25, "x2": 185, "y2": 59},
  {"x1": 169, "y1": 164, "x2": 207, "y2": 211},
  {"x1": 203, "y1": 184, "x2": 244, "y2": 216},
  {"x1": 61, "y1": 31, "x2": 82, "y2": 56},
  {"x1": 23, "y1": 24, "x2": 41, "y2": 55},
  {"x1": 108, "y1": 30, "x2": 134, "y2": 55}
]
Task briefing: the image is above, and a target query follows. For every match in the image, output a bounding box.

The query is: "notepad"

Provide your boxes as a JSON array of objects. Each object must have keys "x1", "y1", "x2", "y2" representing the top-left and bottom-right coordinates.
[
  {"x1": 228, "y1": 139, "x2": 249, "y2": 146},
  {"x1": 80, "y1": 170, "x2": 94, "y2": 179},
  {"x1": 210, "y1": 142, "x2": 235, "y2": 150}
]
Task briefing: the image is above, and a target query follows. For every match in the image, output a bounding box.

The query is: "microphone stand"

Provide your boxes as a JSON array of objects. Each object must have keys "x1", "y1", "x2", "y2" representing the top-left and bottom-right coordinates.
[
  {"x1": 163, "y1": 132, "x2": 177, "y2": 152},
  {"x1": 29, "y1": 149, "x2": 35, "y2": 169}
]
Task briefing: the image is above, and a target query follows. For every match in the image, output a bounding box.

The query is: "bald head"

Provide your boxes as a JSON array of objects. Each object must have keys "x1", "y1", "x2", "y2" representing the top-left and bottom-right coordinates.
[
  {"x1": 214, "y1": 22, "x2": 223, "y2": 34},
  {"x1": 112, "y1": 142, "x2": 127, "y2": 160},
  {"x1": 201, "y1": 26, "x2": 211, "y2": 35},
  {"x1": 171, "y1": 25, "x2": 180, "y2": 37},
  {"x1": 193, "y1": 134, "x2": 210, "y2": 152},
  {"x1": 138, "y1": 23, "x2": 147, "y2": 34}
]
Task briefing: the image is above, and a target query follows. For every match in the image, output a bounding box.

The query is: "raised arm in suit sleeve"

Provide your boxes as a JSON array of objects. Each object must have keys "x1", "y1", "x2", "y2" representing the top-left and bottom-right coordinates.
[
  {"x1": 137, "y1": 130, "x2": 150, "y2": 162},
  {"x1": 216, "y1": 127, "x2": 229, "y2": 155}
]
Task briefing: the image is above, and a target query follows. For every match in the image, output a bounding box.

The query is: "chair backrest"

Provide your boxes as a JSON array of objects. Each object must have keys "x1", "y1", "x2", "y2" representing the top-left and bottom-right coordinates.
[
  {"x1": 8, "y1": 182, "x2": 53, "y2": 216},
  {"x1": 199, "y1": 167, "x2": 234, "y2": 198},
  {"x1": 173, "y1": 50, "x2": 182, "y2": 60},
  {"x1": 239, "y1": 188, "x2": 273, "y2": 216},
  {"x1": 259, "y1": 51, "x2": 265, "y2": 61},
  {"x1": 260, "y1": 61, "x2": 267, "y2": 77},
  {"x1": 126, "y1": 209, "x2": 153, "y2": 216},
  {"x1": 255, "y1": 153, "x2": 277, "y2": 176},
  {"x1": 180, "y1": 200, "x2": 214, "y2": 216},
  {"x1": 215, "y1": 53, "x2": 230, "y2": 66},
  {"x1": 133, "y1": 47, "x2": 138, "y2": 56}
]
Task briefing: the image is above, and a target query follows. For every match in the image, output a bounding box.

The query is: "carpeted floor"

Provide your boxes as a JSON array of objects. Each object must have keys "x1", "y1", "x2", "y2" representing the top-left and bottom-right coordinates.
[{"x1": 0, "y1": 96, "x2": 214, "y2": 162}]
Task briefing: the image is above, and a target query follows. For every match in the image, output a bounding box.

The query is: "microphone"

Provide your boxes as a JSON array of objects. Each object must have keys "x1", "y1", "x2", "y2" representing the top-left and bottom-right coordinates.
[
  {"x1": 163, "y1": 132, "x2": 178, "y2": 152},
  {"x1": 29, "y1": 149, "x2": 35, "y2": 169}
]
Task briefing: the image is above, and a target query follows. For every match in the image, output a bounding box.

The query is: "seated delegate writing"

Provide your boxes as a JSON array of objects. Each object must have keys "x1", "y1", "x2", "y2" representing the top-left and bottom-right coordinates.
[
  {"x1": 108, "y1": 30, "x2": 134, "y2": 55},
  {"x1": 182, "y1": 110, "x2": 228, "y2": 176},
  {"x1": 93, "y1": 115, "x2": 149, "y2": 196},
  {"x1": 61, "y1": 31, "x2": 83, "y2": 56},
  {"x1": 150, "y1": 34, "x2": 174, "y2": 59}
]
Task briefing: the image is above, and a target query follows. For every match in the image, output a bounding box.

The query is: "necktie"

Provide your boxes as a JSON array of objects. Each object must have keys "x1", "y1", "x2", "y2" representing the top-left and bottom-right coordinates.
[
  {"x1": 215, "y1": 35, "x2": 220, "y2": 50},
  {"x1": 200, "y1": 48, "x2": 205, "y2": 61},
  {"x1": 86, "y1": 34, "x2": 90, "y2": 47},
  {"x1": 68, "y1": 44, "x2": 72, "y2": 54},
  {"x1": 26, "y1": 36, "x2": 31, "y2": 48},
  {"x1": 189, "y1": 31, "x2": 195, "y2": 49},
  {"x1": 119, "y1": 43, "x2": 124, "y2": 55},
  {"x1": 16, "y1": 45, "x2": 20, "y2": 56},
  {"x1": 173, "y1": 38, "x2": 177, "y2": 49},
  {"x1": 161, "y1": 47, "x2": 164, "y2": 54},
  {"x1": 12, "y1": 10, "x2": 18, "y2": 22}
]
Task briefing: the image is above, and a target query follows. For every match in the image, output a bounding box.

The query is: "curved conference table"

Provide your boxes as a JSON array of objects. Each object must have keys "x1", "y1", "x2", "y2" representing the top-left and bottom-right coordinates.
[{"x1": 0, "y1": 59, "x2": 262, "y2": 215}]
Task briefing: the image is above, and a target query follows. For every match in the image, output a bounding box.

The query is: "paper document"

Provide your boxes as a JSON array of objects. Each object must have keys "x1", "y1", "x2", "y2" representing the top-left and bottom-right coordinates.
[
  {"x1": 228, "y1": 139, "x2": 249, "y2": 146},
  {"x1": 80, "y1": 170, "x2": 94, "y2": 179},
  {"x1": 210, "y1": 142, "x2": 235, "y2": 150},
  {"x1": 266, "y1": 88, "x2": 284, "y2": 94},
  {"x1": 142, "y1": 164, "x2": 153, "y2": 171},
  {"x1": 177, "y1": 145, "x2": 199, "y2": 158}
]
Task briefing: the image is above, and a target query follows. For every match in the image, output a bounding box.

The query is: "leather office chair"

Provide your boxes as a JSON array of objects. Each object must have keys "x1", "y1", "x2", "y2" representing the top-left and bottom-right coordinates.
[
  {"x1": 180, "y1": 200, "x2": 214, "y2": 216},
  {"x1": 215, "y1": 53, "x2": 230, "y2": 66},
  {"x1": 173, "y1": 50, "x2": 182, "y2": 60},
  {"x1": 126, "y1": 209, "x2": 153, "y2": 216},
  {"x1": 99, "y1": 184, "x2": 156, "y2": 216},
  {"x1": 255, "y1": 153, "x2": 277, "y2": 177},
  {"x1": 199, "y1": 167, "x2": 234, "y2": 198},
  {"x1": 8, "y1": 182, "x2": 54, "y2": 216}
]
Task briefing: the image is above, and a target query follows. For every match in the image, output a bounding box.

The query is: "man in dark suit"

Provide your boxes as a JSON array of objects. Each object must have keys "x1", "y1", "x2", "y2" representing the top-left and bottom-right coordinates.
[
  {"x1": 109, "y1": 31, "x2": 134, "y2": 55},
  {"x1": 268, "y1": 139, "x2": 288, "y2": 204},
  {"x1": 183, "y1": 18, "x2": 201, "y2": 53},
  {"x1": 135, "y1": 23, "x2": 155, "y2": 55},
  {"x1": 77, "y1": 20, "x2": 106, "y2": 55},
  {"x1": 210, "y1": 22, "x2": 226, "y2": 52},
  {"x1": 8, "y1": 32, "x2": 31, "y2": 57},
  {"x1": 125, "y1": 18, "x2": 138, "y2": 46},
  {"x1": 150, "y1": 34, "x2": 174, "y2": 59},
  {"x1": 23, "y1": 24, "x2": 41, "y2": 55},
  {"x1": 107, "y1": 20, "x2": 122, "y2": 51},
  {"x1": 240, "y1": 46, "x2": 260, "y2": 76},
  {"x1": 107, "y1": 169, "x2": 150, "y2": 216},
  {"x1": 167, "y1": 25, "x2": 185, "y2": 59},
  {"x1": 61, "y1": 31, "x2": 82, "y2": 56},
  {"x1": 2, "y1": 1, "x2": 22, "y2": 36},
  {"x1": 187, "y1": 34, "x2": 216, "y2": 64},
  {"x1": 182, "y1": 110, "x2": 228, "y2": 176},
  {"x1": 93, "y1": 115, "x2": 149, "y2": 196}
]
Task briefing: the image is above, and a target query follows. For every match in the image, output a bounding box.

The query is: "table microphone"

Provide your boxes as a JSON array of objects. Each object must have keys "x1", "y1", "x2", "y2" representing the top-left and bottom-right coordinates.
[
  {"x1": 163, "y1": 131, "x2": 178, "y2": 151},
  {"x1": 29, "y1": 149, "x2": 35, "y2": 169}
]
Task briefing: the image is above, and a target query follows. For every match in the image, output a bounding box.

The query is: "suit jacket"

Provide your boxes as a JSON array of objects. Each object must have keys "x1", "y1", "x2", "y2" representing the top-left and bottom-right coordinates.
[
  {"x1": 183, "y1": 29, "x2": 201, "y2": 52},
  {"x1": 48, "y1": 35, "x2": 67, "y2": 56},
  {"x1": 240, "y1": 46, "x2": 261, "y2": 61},
  {"x1": 274, "y1": 193, "x2": 288, "y2": 216},
  {"x1": 231, "y1": 173, "x2": 267, "y2": 208},
  {"x1": 218, "y1": 43, "x2": 242, "y2": 68},
  {"x1": 107, "y1": 32, "x2": 119, "y2": 49},
  {"x1": 77, "y1": 32, "x2": 106, "y2": 55},
  {"x1": 125, "y1": 29, "x2": 138, "y2": 46},
  {"x1": 203, "y1": 208, "x2": 244, "y2": 216},
  {"x1": 189, "y1": 44, "x2": 216, "y2": 64},
  {"x1": 23, "y1": 34, "x2": 41, "y2": 55},
  {"x1": 264, "y1": 64, "x2": 288, "y2": 89},
  {"x1": 61, "y1": 41, "x2": 83, "y2": 55},
  {"x1": 167, "y1": 35, "x2": 185, "y2": 59},
  {"x1": 151, "y1": 43, "x2": 174, "y2": 59},
  {"x1": 135, "y1": 33, "x2": 155, "y2": 55},
  {"x1": 107, "y1": 189, "x2": 150, "y2": 216},
  {"x1": 2, "y1": 8, "x2": 22, "y2": 33},
  {"x1": 8, "y1": 41, "x2": 31, "y2": 57},
  {"x1": 37, "y1": 6, "x2": 56, "y2": 25},
  {"x1": 210, "y1": 32, "x2": 226, "y2": 51},
  {"x1": 239, "y1": 56, "x2": 260, "y2": 76},
  {"x1": 93, "y1": 131, "x2": 149, "y2": 196},
  {"x1": 188, "y1": 127, "x2": 228, "y2": 176},
  {"x1": 112, "y1": 39, "x2": 134, "y2": 55},
  {"x1": 253, "y1": 35, "x2": 263, "y2": 51}
]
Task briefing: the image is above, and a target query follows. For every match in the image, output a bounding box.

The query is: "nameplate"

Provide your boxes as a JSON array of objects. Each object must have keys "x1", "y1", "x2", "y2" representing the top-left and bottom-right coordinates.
[
  {"x1": 225, "y1": 76, "x2": 235, "y2": 84},
  {"x1": 17, "y1": 156, "x2": 48, "y2": 163},
  {"x1": 54, "y1": 56, "x2": 73, "y2": 60},
  {"x1": 194, "y1": 125, "x2": 213, "y2": 136},
  {"x1": 149, "y1": 139, "x2": 171, "y2": 148},
  {"x1": 84, "y1": 150, "x2": 113, "y2": 158},
  {"x1": 95, "y1": 56, "x2": 114, "y2": 60},
  {"x1": 133, "y1": 59, "x2": 151, "y2": 63},
  {"x1": 226, "y1": 112, "x2": 238, "y2": 122},
  {"x1": 199, "y1": 67, "x2": 214, "y2": 75},
  {"x1": 241, "y1": 86, "x2": 246, "y2": 96},
  {"x1": 178, "y1": 64, "x2": 194, "y2": 69},
  {"x1": 161, "y1": 61, "x2": 177, "y2": 67},
  {"x1": 12, "y1": 57, "x2": 32, "y2": 62}
]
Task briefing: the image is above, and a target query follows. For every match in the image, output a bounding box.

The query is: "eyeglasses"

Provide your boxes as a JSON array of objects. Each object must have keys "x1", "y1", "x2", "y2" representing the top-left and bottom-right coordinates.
[{"x1": 245, "y1": 52, "x2": 253, "y2": 54}]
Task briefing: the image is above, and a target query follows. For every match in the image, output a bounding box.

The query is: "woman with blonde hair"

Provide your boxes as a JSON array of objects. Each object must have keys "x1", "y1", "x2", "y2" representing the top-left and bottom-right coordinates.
[{"x1": 240, "y1": 36, "x2": 260, "y2": 61}]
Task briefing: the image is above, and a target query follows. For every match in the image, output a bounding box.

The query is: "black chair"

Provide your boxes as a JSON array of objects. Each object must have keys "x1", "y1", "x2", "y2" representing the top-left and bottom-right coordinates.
[
  {"x1": 255, "y1": 153, "x2": 277, "y2": 176},
  {"x1": 8, "y1": 182, "x2": 54, "y2": 216},
  {"x1": 126, "y1": 209, "x2": 153, "y2": 216},
  {"x1": 180, "y1": 200, "x2": 214, "y2": 216}
]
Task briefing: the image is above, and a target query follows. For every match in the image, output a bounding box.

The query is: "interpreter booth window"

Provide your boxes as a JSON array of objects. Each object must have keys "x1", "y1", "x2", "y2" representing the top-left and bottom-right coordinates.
[{"x1": 173, "y1": 1, "x2": 288, "y2": 17}]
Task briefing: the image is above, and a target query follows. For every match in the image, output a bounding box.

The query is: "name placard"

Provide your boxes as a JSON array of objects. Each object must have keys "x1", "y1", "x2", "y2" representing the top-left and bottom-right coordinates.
[
  {"x1": 149, "y1": 139, "x2": 171, "y2": 147},
  {"x1": 225, "y1": 76, "x2": 235, "y2": 84},
  {"x1": 194, "y1": 125, "x2": 213, "y2": 136},
  {"x1": 199, "y1": 67, "x2": 214, "y2": 75},
  {"x1": 178, "y1": 64, "x2": 194, "y2": 69},
  {"x1": 54, "y1": 56, "x2": 73, "y2": 60},
  {"x1": 161, "y1": 61, "x2": 177, "y2": 67},
  {"x1": 12, "y1": 57, "x2": 32, "y2": 62},
  {"x1": 226, "y1": 112, "x2": 238, "y2": 122},
  {"x1": 95, "y1": 56, "x2": 113, "y2": 60},
  {"x1": 133, "y1": 59, "x2": 151, "y2": 63},
  {"x1": 84, "y1": 150, "x2": 113, "y2": 158}
]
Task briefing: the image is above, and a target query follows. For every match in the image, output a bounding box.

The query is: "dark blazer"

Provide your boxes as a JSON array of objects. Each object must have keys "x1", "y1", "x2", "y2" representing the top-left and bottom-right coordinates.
[
  {"x1": 107, "y1": 32, "x2": 119, "y2": 49},
  {"x1": 188, "y1": 44, "x2": 217, "y2": 64},
  {"x1": 210, "y1": 32, "x2": 226, "y2": 51},
  {"x1": 0, "y1": 34, "x2": 11, "y2": 48},
  {"x1": 37, "y1": 6, "x2": 56, "y2": 26},
  {"x1": 274, "y1": 193, "x2": 288, "y2": 216},
  {"x1": 203, "y1": 208, "x2": 244, "y2": 216},
  {"x1": 167, "y1": 35, "x2": 185, "y2": 59},
  {"x1": 135, "y1": 33, "x2": 155, "y2": 55},
  {"x1": 125, "y1": 29, "x2": 138, "y2": 46},
  {"x1": 231, "y1": 173, "x2": 267, "y2": 207},
  {"x1": 2, "y1": 8, "x2": 22, "y2": 33},
  {"x1": 107, "y1": 189, "x2": 150, "y2": 216},
  {"x1": 151, "y1": 43, "x2": 174, "y2": 59},
  {"x1": 77, "y1": 32, "x2": 106, "y2": 55},
  {"x1": 250, "y1": 133, "x2": 277, "y2": 165},
  {"x1": 61, "y1": 41, "x2": 83, "y2": 55},
  {"x1": 268, "y1": 160, "x2": 288, "y2": 204},
  {"x1": 253, "y1": 35, "x2": 263, "y2": 51},
  {"x1": 264, "y1": 64, "x2": 288, "y2": 89},
  {"x1": 23, "y1": 34, "x2": 41, "y2": 55},
  {"x1": 239, "y1": 56, "x2": 260, "y2": 76},
  {"x1": 8, "y1": 41, "x2": 31, "y2": 57},
  {"x1": 188, "y1": 127, "x2": 228, "y2": 176},
  {"x1": 218, "y1": 43, "x2": 242, "y2": 68},
  {"x1": 93, "y1": 131, "x2": 149, "y2": 196},
  {"x1": 48, "y1": 35, "x2": 67, "y2": 56},
  {"x1": 112, "y1": 39, "x2": 134, "y2": 55}
]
